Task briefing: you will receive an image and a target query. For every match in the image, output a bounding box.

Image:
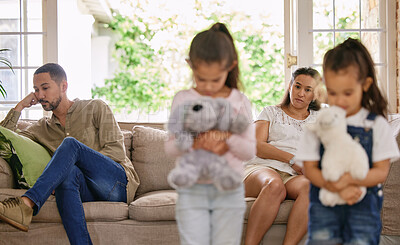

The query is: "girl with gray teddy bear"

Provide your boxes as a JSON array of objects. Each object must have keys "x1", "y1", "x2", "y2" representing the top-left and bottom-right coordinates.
[{"x1": 164, "y1": 22, "x2": 256, "y2": 245}]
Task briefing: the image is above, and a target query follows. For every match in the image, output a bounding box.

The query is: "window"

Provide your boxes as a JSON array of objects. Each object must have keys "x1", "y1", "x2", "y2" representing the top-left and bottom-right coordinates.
[
  {"x1": 287, "y1": 0, "x2": 396, "y2": 112},
  {"x1": 0, "y1": 0, "x2": 57, "y2": 119}
]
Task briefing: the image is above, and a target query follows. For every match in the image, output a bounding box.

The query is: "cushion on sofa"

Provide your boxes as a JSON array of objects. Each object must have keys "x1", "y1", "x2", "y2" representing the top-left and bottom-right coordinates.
[
  {"x1": 0, "y1": 189, "x2": 129, "y2": 223},
  {"x1": 0, "y1": 126, "x2": 51, "y2": 187},
  {"x1": 0, "y1": 157, "x2": 14, "y2": 188},
  {"x1": 129, "y1": 190, "x2": 177, "y2": 221},
  {"x1": 131, "y1": 126, "x2": 176, "y2": 197},
  {"x1": 381, "y1": 118, "x2": 400, "y2": 235},
  {"x1": 121, "y1": 130, "x2": 133, "y2": 160}
]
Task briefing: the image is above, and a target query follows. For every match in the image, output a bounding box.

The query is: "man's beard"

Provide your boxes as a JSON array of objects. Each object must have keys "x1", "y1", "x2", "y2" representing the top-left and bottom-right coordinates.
[{"x1": 40, "y1": 96, "x2": 62, "y2": 111}]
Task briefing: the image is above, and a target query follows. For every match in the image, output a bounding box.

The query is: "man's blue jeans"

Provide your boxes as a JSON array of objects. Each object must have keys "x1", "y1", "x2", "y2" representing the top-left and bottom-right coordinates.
[{"x1": 22, "y1": 137, "x2": 128, "y2": 245}]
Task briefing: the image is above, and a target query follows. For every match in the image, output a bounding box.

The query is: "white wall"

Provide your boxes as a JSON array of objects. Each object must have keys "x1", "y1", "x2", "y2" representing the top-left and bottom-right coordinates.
[{"x1": 57, "y1": 0, "x2": 94, "y2": 100}]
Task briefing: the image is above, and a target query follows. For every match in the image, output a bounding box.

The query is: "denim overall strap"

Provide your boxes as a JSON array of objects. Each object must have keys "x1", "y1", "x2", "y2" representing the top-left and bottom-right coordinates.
[{"x1": 309, "y1": 112, "x2": 378, "y2": 203}]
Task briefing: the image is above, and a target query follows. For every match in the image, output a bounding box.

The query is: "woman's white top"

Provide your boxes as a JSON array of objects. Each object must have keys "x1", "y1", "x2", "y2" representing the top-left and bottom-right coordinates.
[{"x1": 245, "y1": 105, "x2": 318, "y2": 175}]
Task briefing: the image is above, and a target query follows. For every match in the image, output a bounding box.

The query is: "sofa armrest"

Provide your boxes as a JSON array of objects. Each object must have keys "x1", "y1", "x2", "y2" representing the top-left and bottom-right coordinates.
[{"x1": 0, "y1": 157, "x2": 14, "y2": 188}]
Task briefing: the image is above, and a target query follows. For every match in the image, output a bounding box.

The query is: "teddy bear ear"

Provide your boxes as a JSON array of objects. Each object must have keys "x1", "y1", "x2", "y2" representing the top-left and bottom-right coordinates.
[{"x1": 168, "y1": 103, "x2": 186, "y2": 134}]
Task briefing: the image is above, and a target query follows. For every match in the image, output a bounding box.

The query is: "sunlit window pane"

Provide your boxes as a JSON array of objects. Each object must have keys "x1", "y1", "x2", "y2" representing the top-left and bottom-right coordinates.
[
  {"x1": 313, "y1": 32, "x2": 334, "y2": 64},
  {"x1": 24, "y1": 0, "x2": 42, "y2": 32},
  {"x1": 313, "y1": 1, "x2": 333, "y2": 29},
  {"x1": 0, "y1": 35, "x2": 20, "y2": 67},
  {"x1": 24, "y1": 35, "x2": 43, "y2": 66},
  {"x1": 361, "y1": 0, "x2": 380, "y2": 28},
  {"x1": 361, "y1": 32, "x2": 382, "y2": 63},
  {"x1": 21, "y1": 68, "x2": 36, "y2": 95},
  {"x1": 335, "y1": 32, "x2": 360, "y2": 45},
  {"x1": 335, "y1": 0, "x2": 360, "y2": 29},
  {"x1": 0, "y1": 0, "x2": 20, "y2": 32},
  {"x1": 0, "y1": 69, "x2": 20, "y2": 101}
]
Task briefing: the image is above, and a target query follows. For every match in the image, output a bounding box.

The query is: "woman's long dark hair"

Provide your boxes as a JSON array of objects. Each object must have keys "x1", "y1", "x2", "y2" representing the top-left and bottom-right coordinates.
[
  {"x1": 188, "y1": 22, "x2": 242, "y2": 90},
  {"x1": 323, "y1": 38, "x2": 387, "y2": 118},
  {"x1": 280, "y1": 67, "x2": 322, "y2": 111}
]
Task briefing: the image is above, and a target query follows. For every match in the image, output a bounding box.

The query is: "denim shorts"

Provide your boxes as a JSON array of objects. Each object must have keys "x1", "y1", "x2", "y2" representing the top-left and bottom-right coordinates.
[{"x1": 307, "y1": 193, "x2": 382, "y2": 245}]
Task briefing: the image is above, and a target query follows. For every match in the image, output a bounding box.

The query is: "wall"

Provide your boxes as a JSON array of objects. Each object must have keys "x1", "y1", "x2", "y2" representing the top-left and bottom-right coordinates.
[{"x1": 57, "y1": 0, "x2": 94, "y2": 100}]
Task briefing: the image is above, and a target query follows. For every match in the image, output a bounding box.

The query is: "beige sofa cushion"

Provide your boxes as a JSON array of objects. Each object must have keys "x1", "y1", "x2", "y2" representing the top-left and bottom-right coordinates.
[
  {"x1": 129, "y1": 190, "x2": 177, "y2": 221},
  {"x1": 381, "y1": 117, "x2": 400, "y2": 235},
  {"x1": 132, "y1": 126, "x2": 176, "y2": 197},
  {"x1": 0, "y1": 158, "x2": 14, "y2": 188},
  {"x1": 121, "y1": 130, "x2": 133, "y2": 159},
  {"x1": 0, "y1": 189, "x2": 129, "y2": 223}
]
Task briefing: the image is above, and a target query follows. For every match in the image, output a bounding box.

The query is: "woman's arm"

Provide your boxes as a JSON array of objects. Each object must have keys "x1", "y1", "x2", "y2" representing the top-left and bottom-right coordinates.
[{"x1": 255, "y1": 120, "x2": 295, "y2": 166}]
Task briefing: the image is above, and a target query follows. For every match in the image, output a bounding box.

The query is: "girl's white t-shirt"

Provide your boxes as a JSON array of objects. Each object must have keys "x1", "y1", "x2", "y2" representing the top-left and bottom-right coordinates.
[
  {"x1": 245, "y1": 105, "x2": 318, "y2": 175},
  {"x1": 296, "y1": 107, "x2": 400, "y2": 164}
]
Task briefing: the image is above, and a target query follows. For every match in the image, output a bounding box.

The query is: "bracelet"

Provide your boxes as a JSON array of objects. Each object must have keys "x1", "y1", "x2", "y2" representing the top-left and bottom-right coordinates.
[{"x1": 288, "y1": 157, "x2": 295, "y2": 167}]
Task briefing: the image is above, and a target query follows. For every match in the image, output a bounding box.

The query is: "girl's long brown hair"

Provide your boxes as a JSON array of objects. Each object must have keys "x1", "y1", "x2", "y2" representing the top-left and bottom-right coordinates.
[
  {"x1": 323, "y1": 38, "x2": 388, "y2": 118},
  {"x1": 188, "y1": 22, "x2": 242, "y2": 90}
]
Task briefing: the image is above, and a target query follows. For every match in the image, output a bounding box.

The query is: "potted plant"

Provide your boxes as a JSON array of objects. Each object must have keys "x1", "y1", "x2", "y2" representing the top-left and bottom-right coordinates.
[{"x1": 0, "y1": 48, "x2": 13, "y2": 98}]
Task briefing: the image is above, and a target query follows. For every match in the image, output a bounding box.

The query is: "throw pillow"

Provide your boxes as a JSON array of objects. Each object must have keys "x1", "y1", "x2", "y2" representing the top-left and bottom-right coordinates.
[
  {"x1": 0, "y1": 126, "x2": 51, "y2": 188},
  {"x1": 131, "y1": 126, "x2": 176, "y2": 197}
]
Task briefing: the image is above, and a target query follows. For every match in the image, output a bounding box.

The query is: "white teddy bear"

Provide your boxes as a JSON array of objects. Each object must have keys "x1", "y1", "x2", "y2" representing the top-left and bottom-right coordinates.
[{"x1": 307, "y1": 106, "x2": 369, "y2": 207}]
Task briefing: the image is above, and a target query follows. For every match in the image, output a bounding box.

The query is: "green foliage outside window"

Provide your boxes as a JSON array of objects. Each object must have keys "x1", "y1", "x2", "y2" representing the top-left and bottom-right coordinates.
[{"x1": 92, "y1": 1, "x2": 285, "y2": 113}]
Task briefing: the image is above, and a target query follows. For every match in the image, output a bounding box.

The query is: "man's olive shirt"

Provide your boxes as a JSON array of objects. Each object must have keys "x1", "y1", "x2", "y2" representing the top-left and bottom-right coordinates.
[{"x1": 1, "y1": 99, "x2": 139, "y2": 203}]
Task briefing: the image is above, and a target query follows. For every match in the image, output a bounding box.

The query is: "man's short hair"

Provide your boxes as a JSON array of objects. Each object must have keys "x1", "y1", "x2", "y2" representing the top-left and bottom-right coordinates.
[{"x1": 34, "y1": 63, "x2": 67, "y2": 84}]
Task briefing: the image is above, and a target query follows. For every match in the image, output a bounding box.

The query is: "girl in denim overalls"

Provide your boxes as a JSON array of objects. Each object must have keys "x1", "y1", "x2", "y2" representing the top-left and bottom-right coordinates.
[{"x1": 296, "y1": 38, "x2": 400, "y2": 245}]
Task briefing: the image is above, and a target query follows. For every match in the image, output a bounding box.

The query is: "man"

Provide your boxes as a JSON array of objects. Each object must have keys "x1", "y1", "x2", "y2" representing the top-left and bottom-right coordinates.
[{"x1": 0, "y1": 63, "x2": 139, "y2": 244}]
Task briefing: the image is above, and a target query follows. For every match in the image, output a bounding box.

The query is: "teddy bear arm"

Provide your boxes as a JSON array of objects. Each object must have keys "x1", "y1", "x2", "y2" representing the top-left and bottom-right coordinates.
[
  {"x1": 319, "y1": 188, "x2": 346, "y2": 207},
  {"x1": 175, "y1": 132, "x2": 194, "y2": 151},
  {"x1": 229, "y1": 114, "x2": 249, "y2": 134},
  {"x1": 205, "y1": 155, "x2": 241, "y2": 191},
  {"x1": 348, "y1": 148, "x2": 370, "y2": 180},
  {"x1": 321, "y1": 155, "x2": 345, "y2": 182},
  {"x1": 168, "y1": 153, "x2": 202, "y2": 189}
]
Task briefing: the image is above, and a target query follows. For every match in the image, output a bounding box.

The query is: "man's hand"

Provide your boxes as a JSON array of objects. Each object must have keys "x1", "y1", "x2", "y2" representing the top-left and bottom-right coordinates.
[
  {"x1": 14, "y1": 92, "x2": 38, "y2": 112},
  {"x1": 192, "y1": 130, "x2": 231, "y2": 155}
]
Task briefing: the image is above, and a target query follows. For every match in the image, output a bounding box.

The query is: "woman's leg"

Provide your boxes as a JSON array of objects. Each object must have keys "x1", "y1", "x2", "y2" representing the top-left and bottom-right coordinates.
[
  {"x1": 284, "y1": 175, "x2": 310, "y2": 245},
  {"x1": 244, "y1": 168, "x2": 286, "y2": 245}
]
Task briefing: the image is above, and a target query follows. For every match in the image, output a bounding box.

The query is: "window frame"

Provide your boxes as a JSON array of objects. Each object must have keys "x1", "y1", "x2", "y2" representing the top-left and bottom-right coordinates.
[
  {"x1": 0, "y1": 0, "x2": 57, "y2": 118},
  {"x1": 286, "y1": 0, "x2": 397, "y2": 113}
]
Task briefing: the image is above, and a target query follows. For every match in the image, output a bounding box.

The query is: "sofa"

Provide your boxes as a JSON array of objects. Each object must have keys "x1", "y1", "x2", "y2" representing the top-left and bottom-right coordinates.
[{"x1": 0, "y1": 119, "x2": 399, "y2": 245}]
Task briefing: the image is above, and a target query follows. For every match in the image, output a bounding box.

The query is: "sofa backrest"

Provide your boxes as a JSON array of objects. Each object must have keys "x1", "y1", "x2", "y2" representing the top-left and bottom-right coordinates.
[
  {"x1": 381, "y1": 117, "x2": 400, "y2": 235},
  {"x1": 16, "y1": 120, "x2": 175, "y2": 198},
  {"x1": 130, "y1": 125, "x2": 176, "y2": 197}
]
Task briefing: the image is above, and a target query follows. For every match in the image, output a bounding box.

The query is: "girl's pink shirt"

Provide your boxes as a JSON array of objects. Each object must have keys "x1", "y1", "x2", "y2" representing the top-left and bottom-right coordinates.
[{"x1": 164, "y1": 88, "x2": 256, "y2": 178}]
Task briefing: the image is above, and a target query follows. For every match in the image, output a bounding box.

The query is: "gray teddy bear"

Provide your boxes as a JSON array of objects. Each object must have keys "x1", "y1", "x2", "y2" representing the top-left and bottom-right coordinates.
[{"x1": 167, "y1": 96, "x2": 249, "y2": 191}]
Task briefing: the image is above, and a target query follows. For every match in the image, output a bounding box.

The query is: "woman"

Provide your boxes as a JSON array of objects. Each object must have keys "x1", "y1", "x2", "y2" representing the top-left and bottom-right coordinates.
[{"x1": 244, "y1": 67, "x2": 324, "y2": 245}]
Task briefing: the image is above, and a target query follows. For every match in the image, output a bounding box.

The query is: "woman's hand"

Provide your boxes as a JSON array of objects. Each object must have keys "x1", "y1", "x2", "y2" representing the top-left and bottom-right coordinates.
[
  {"x1": 192, "y1": 130, "x2": 232, "y2": 155},
  {"x1": 339, "y1": 185, "x2": 363, "y2": 205},
  {"x1": 292, "y1": 163, "x2": 304, "y2": 175}
]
